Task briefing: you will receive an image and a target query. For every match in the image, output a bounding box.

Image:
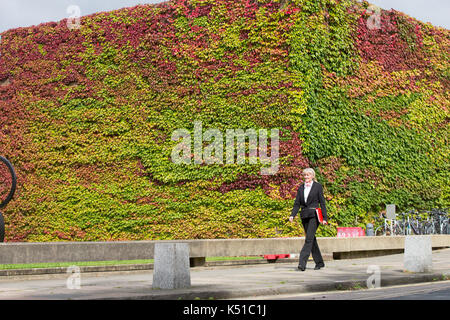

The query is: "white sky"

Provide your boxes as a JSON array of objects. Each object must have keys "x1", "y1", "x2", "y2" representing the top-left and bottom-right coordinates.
[
  {"x1": 0, "y1": 0, "x2": 448, "y2": 33},
  {"x1": 369, "y1": 0, "x2": 449, "y2": 29}
]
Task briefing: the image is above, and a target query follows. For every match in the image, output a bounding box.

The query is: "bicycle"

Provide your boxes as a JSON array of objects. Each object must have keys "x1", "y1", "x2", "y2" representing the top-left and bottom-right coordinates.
[
  {"x1": 392, "y1": 217, "x2": 406, "y2": 235},
  {"x1": 0, "y1": 156, "x2": 17, "y2": 242},
  {"x1": 422, "y1": 214, "x2": 436, "y2": 235},
  {"x1": 400, "y1": 209, "x2": 422, "y2": 235},
  {"x1": 414, "y1": 211, "x2": 430, "y2": 235},
  {"x1": 374, "y1": 215, "x2": 389, "y2": 236},
  {"x1": 374, "y1": 216, "x2": 403, "y2": 236},
  {"x1": 430, "y1": 208, "x2": 449, "y2": 235}
]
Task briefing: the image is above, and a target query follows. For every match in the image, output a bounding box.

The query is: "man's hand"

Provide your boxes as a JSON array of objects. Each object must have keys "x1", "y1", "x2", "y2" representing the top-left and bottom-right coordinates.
[
  {"x1": 289, "y1": 216, "x2": 294, "y2": 222},
  {"x1": 321, "y1": 220, "x2": 328, "y2": 225}
]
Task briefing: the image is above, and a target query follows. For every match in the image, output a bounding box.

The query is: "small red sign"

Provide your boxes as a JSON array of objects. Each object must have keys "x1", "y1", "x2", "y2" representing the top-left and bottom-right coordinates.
[{"x1": 337, "y1": 227, "x2": 365, "y2": 237}]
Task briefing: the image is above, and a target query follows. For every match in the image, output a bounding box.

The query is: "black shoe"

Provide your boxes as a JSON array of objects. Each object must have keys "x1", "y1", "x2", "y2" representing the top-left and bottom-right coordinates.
[
  {"x1": 314, "y1": 263, "x2": 325, "y2": 270},
  {"x1": 297, "y1": 265, "x2": 306, "y2": 271}
]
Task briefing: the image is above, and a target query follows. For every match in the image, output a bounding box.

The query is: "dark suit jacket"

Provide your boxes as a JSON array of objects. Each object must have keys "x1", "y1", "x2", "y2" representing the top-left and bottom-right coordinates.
[{"x1": 290, "y1": 181, "x2": 328, "y2": 221}]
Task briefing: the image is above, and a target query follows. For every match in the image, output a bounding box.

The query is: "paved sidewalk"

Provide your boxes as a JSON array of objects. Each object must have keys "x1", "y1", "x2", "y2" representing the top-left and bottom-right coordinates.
[{"x1": 0, "y1": 248, "x2": 449, "y2": 300}]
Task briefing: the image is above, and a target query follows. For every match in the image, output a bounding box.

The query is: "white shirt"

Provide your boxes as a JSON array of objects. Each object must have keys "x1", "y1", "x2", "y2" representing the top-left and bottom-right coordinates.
[{"x1": 304, "y1": 181, "x2": 313, "y2": 203}]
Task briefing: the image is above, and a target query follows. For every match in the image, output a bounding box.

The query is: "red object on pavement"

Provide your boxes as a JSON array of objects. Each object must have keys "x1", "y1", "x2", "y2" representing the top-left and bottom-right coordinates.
[
  {"x1": 264, "y1": 254, "x2": 290, "y2": 261},
  {"x1": 337, "y1": 227, "x2": 365, "y2": 237}
]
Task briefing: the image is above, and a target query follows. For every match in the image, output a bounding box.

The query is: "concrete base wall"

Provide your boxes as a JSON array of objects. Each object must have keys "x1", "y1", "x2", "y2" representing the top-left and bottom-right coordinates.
[{"x1": 1, "y1": 235, "x2": 449, "y2": 265}]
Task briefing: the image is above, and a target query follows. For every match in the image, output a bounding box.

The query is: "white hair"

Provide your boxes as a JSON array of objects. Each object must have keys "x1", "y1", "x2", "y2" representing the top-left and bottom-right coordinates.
[{"x1": 302, "y1": 167, "x2": 318, "y2": 182}]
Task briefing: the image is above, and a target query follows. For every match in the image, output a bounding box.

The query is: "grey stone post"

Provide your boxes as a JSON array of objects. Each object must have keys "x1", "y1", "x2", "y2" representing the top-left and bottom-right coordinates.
[
  {"x1": 404, "y1": 235, "x2": 432, "y2": 273},
  {"x1": 152, "y1": 242, "x2": 191, "y2": 289},
  {"x1": 366, "y1": 223, "x2": 374, "y2": 236}
]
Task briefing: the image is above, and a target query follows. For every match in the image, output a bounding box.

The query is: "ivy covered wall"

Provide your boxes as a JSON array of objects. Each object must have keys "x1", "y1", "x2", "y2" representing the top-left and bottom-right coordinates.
[{"x1": 0, "y1": 0, "x2": 448, "y2": 241}]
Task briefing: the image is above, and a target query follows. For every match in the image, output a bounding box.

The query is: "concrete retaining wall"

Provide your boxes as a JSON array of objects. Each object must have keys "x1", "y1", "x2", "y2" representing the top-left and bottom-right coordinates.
[{"x1": 1, "y1": 235, "x2": 449, "y2": 265}]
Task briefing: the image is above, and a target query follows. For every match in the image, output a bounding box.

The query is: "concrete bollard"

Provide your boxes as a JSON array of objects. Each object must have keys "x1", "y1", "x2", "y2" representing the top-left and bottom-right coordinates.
[
  {"x1": 404, "y1": 235, "x2": 432, "y2": 273},
  {"x1": 152, "y1": 242, "x2": 191, "y2": 289}
]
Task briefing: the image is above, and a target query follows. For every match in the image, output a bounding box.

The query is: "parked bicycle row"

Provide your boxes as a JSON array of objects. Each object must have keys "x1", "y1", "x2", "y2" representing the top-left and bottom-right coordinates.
[{"x1": 375, "y1": 208, "x2": 450, "y2": 236}]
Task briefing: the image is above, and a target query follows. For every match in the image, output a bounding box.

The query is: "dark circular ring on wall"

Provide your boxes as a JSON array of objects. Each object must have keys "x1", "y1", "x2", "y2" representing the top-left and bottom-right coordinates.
[
  {"x1": 0, "y1": 156, "x2": 16, "y2": 210},
  {"x1": 0, "y1": 156, "x2": 16, "y2": 242},
  {"x1": 0, "y1": 211, "x2": 4, "y2": 242}
]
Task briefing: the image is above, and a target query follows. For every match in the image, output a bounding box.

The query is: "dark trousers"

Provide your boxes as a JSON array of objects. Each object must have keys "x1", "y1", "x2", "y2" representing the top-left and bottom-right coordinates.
[{"x1": 298, "y1": 216, "x2": 324, "y2": 267}]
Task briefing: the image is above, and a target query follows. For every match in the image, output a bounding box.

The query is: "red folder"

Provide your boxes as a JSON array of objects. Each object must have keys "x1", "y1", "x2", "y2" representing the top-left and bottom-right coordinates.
[{"x1": 316, "y1": 208, "x2": 324, "y2": 224}]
